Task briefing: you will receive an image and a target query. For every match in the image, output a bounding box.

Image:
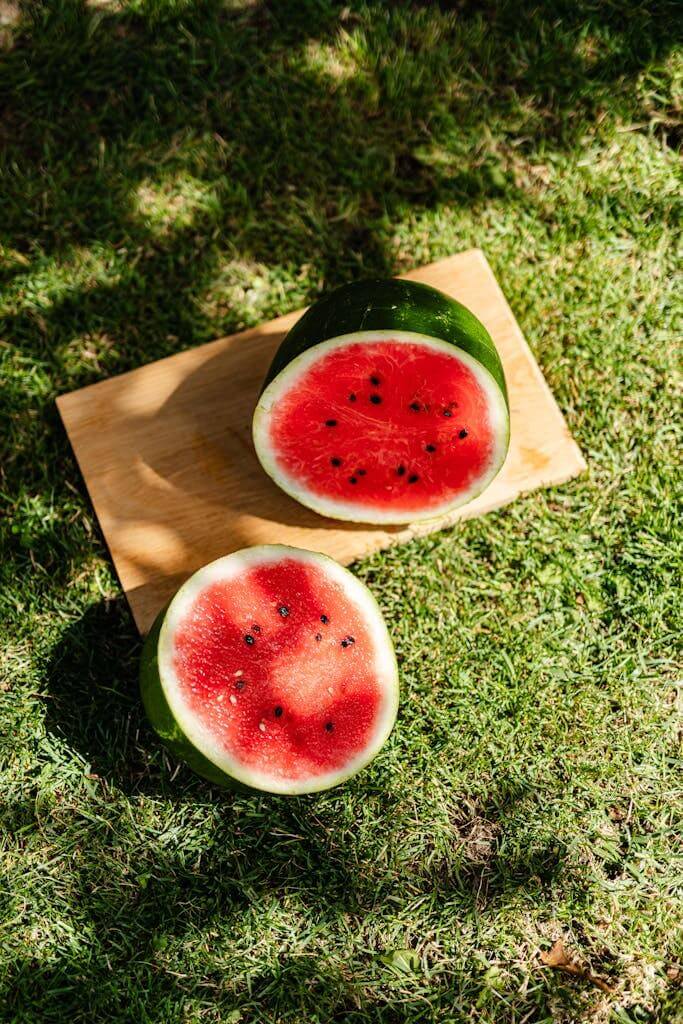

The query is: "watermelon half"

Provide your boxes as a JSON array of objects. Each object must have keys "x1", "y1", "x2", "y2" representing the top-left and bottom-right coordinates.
[
  {"x1": 253, "y1": 278, "x2": 509, "y2": 525},
  {"x1": 140, "y1": 545, "x2": 399, "y2": 795}
]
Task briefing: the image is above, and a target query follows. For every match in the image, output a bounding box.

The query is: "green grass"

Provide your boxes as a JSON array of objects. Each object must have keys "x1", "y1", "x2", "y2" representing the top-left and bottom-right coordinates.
[{"x1": 1, "y1": 1, "x2": 681, "y2": 1021}]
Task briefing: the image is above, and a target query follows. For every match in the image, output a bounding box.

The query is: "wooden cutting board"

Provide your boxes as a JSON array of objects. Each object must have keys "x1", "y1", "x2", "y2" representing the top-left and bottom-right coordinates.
[{"x1": 57, "y1": 249, "x2": 586, "y2": 634}]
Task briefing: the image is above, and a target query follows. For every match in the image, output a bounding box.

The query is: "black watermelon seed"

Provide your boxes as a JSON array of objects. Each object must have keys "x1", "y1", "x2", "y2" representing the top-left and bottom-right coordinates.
[
  {"x1": 349, "y1": 476, "x2": 358, "y2": 484},
  {"x1": 325, "y1": 419, "x2": 337, "y2": 427},
  {"x1": 409, "y1": 401, "x2": 420, "y2": 412},
  {"x1": 426, "y1": 443, "x2": 436, "y2": 452},
  {"x1": 278, "y1": 605, "x2": 289, "y2": 617},
  {"x1": 349, "y1": 392, "x2": 357, "y2": 402},
  {"x1": 443, "y1": 409, "x2": 452, "y2": 417},
  {"x1": 252, "y1": 624, "x2": 261, "y2": 633},
  {"x1": 459, "y1": 428, "x2": 468, "y2": 439},
  {"x1": 370, "y1": 375, "x2": 380, "y2": 386},
  {"x1": 331, "y1": 457, "x2": 342, "y2": 467},
  {"x1": 320, "y1": 614, "x2": 329, "y2": 624},
  {"x1": 408, "y1": 474, "x2": 419, "y2": 484},
  {"x1": 274, "y1": 706, "x2": 283, "y2": 718},
  {"x1": 325, "y1": 721, "x2": 334, "y2": 732},
  {"x1": 347, "y1": 635, "x2": 355, "y2": 644},
  {"x1": 357, "y1": 468, "x2": 366, "y2": 476},
  {"x1": 235, "y1": 680, "x2": 245, "y2": 691},
  {"x1": 315, "y1": 633, "x2": 322, "y2": 642},
  {"x1": 244, "y1": 634, "x2": 255, "y2": 645},
  {"x1": 369, "y1": 393, "x2": 381, "y2": 405},
  {"x1": 396, "y1": 464, "x2": 406, "y2": 476},
  {"x1": 341, "y1": 639, "x2": 349, "y2": 648}
]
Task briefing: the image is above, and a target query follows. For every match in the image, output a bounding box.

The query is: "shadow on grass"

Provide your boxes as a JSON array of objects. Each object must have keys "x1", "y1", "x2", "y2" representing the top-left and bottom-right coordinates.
[
  {"x1": 1, "y1": 0, "x2": 677, "y2": 369},
  {"x1": 1, "y1": 0, "x2": 676, "y2": 624},
  {"x1": 4, "y1": 947, "x2": 459, "y2": 1024},
  {"x1": 43, "y1": 596, "x2": 157, "y2": 793},
  {"x1": 435, "y1": 783, "x2": 568, "y2": 901}
]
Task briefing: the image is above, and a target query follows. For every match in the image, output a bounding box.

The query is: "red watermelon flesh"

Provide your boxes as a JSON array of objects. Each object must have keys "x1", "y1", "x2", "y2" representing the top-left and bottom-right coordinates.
[
  {"x1": 255, "y1": 334, "x2": 509, "y2": 524},
  {"x1": 149, "y1": 547, "x2": 399, "y2": 793}
]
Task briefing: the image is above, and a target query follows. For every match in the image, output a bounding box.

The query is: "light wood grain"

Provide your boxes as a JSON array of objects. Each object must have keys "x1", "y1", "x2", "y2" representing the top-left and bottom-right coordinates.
[{"x1": 57, "y1": 249, "x2": 586, "y2": 633}]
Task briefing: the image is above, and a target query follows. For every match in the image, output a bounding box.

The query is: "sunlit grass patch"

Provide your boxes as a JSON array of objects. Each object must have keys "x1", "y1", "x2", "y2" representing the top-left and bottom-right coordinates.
[
  {"x1": 134, "y1": 174, "x2": 220, "y2": 234},
  {"x1": 199, "y1": 258, "x2": 311, "y2": 331},
  {"x1": 0, "y1": 245, "x2": 127, "y2": 317},
  {"x1": 304, "y1": 38, "x2": 359, "y2": 84}
]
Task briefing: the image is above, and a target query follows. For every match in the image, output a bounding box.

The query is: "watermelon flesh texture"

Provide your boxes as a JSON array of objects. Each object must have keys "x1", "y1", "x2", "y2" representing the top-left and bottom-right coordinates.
[
  {"x1": 141, "y1": 546, "x2": 398, "y2": 795},
  {"x1": 254, "y1": 331, "x2": 509, "y2": 524}
]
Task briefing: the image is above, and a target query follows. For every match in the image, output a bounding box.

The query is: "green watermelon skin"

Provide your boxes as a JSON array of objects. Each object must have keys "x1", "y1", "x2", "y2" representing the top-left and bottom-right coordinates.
[{"x1": 261, "y1": 277, "x2": 508, "y2": 400}]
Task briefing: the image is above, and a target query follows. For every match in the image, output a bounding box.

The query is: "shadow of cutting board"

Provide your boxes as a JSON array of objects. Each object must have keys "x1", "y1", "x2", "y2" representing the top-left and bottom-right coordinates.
[{"x1": 57, "y1": 250, "x2": 586, "y2": 634}]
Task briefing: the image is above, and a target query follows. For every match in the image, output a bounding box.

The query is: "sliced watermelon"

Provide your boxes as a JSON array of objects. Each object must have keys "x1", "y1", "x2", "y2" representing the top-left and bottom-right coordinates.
[
  {"x1": 140, "y1": 545, "x2": 399, "y2": 795},
  {"x1": 253, "y1": 278, "x2": 509, "y2": 524}
]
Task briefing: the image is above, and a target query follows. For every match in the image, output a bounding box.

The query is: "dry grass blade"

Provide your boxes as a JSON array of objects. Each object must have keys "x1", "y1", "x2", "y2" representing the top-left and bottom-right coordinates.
[{"x1": 540, "y1": 939, "x2": 615, "y2": 995}]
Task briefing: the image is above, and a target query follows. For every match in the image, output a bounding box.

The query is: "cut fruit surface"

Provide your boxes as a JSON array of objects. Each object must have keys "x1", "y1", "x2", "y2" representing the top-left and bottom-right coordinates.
[
  {"x1": 253, "y1": 280, "x2": 509, "y2": 524},
  {"x1": 140, "y1": 545, "x2": 398, "y2": 795}
]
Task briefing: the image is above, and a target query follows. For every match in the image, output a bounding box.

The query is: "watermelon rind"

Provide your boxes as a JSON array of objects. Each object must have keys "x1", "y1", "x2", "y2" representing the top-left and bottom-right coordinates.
[
  {"x1": 252, "y1": 278, "x2": 510, "y2": 525},
  {"x1": 140, "y1": 607, "x2": 251, "y2": 791},
  {"x1": 140, "y1": 545, "x2": 399, "y2": 795}
]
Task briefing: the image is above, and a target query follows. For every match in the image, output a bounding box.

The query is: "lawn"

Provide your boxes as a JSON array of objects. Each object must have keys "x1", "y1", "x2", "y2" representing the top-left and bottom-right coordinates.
[{"x1": 0, "y1": 1, "x2": 681, "y2": 1022}]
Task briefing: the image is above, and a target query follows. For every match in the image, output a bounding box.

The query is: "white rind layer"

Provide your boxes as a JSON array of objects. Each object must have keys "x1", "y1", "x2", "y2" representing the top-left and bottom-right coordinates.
[
  {"x1": 157, "y1": 544, "x2": 399, "y2": 795},
  {"x1": 252, "y1": 330, "x2": 510, "y2": 525}
]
